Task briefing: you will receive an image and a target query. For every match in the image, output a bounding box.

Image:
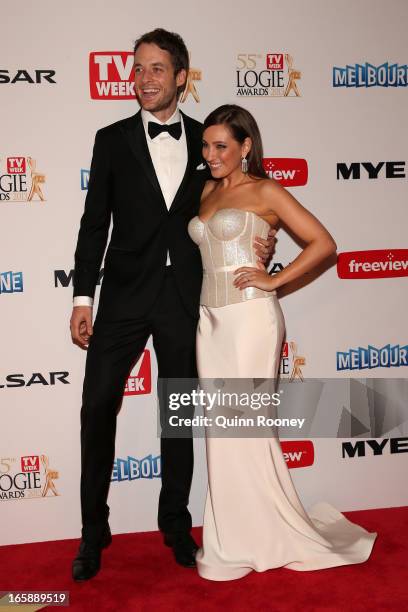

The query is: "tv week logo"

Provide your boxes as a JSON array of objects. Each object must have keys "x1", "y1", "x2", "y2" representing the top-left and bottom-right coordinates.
[
  {"x1": 124, "y1": 350, "x2": 151, "y2": 396},
  {"x1": 280, "y1": 441, "x2": 314, "y2": 468},
  {"x1": 337, "y1": 250, "x2": 408, "y2": 279},
  {"x1": 89, "y1": 52, "x2": 135, "y2": 99},
  {"x1": 21, "y1": 456, "x2": 40, "y2": 472},
  {"x1": 263, "y1": 158, "x2": 308, "y2": 186}
]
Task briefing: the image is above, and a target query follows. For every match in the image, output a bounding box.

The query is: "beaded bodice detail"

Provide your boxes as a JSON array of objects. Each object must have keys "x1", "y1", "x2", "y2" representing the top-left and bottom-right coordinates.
[{"x1": 188, "y1": 208, "x2": 271, "y2": 307}]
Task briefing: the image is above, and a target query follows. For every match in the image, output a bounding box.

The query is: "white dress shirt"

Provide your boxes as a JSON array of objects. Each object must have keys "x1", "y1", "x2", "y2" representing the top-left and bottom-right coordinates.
[{"x1": 74, "y1": 107, "x2": 188, "y2": 307}]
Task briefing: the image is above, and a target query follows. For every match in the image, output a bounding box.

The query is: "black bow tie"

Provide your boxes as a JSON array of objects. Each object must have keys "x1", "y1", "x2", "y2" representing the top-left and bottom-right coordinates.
[{"x1": 148, "y1": 121, "x2": 182, "y2": 140}]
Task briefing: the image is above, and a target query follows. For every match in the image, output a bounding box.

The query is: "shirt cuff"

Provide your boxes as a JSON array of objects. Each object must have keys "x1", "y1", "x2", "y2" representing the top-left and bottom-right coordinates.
[{"x1": 73, "y1": 296, "x2": 94, "y2": 307}]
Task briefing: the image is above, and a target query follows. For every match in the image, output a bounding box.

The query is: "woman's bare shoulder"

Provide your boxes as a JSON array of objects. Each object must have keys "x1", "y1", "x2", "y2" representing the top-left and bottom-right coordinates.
[{"x1": 201, "y1": 179, "x2": 218, "y2": 202}]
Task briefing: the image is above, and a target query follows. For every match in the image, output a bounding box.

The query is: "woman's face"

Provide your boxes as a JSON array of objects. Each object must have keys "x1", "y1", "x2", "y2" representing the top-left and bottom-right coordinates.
[{"x1": 202, "y1": 124, "x2": 250, "y2": 179}]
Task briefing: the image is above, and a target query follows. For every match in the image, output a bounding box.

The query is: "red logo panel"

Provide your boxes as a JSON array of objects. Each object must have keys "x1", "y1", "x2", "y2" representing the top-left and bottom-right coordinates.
[
  {"x1": 263, "y1": 158, "x2": 308, "y2": 186},
  {"x1": 124, "y1": 350, "x2": 151, "y2": 396},
  {"x1": 280, "y1": 441, "x2": 314, "y2": 468},
  {"x1": 337, "y1": 250, "x2": 408, "y2": 279},
  {"x1": 89, "y1": 52, "x2": 135, "y2": 99},
  {"x1": 7, "y1": 157, "x2": 26, "y2": 174},
  {"x1": 21, "y1": 456, "x2": 40, "y2": 472},
  {"x1": 266, "y1": 54, "x2": 284, "y2": 70}
]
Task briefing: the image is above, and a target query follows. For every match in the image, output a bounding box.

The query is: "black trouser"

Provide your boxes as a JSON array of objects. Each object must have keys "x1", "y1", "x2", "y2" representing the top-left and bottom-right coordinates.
[{"x1": 79, "y1": 268, "x2": 198, "y2": 543}]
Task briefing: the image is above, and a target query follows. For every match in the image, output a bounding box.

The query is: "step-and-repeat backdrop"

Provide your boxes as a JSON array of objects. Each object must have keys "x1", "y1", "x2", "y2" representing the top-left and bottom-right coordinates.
[{"x1": 1, "y1": 0, "x2": 407, "y2": 545}]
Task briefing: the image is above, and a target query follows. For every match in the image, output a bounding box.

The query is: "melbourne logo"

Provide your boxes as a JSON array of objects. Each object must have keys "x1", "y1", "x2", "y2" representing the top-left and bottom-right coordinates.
[
  {"x1": 280, "y1": 341, "x2": 306, "y2": 381},
  {"x1": 0, "y1": 69, "x2": 56, "y2": 85},
  {"x1": 124, "y1": 350, "x2": 151, "y2": 396},
  {"x1": 80, "y1": 169, "x2": 89, "y2": 190},
  {"x1": 280, "y1": 440, "x2": 314, "y2": 468},
  {"x1": 111, "y1": 454, "x2": 161, "y2": 481},
  {"x1": 0, "y1": 271, "x2": 23, "y2": 294},
  {"x1": 336, "y1": 344, "x2": 408, "y2": 371},
  {"x1": 263, "y1": 158, "x2": 308, "y2": 186},
  {"x1": 89, "y1": 52, "x2": 201, "y2": 101},
  {"x1": 337, "y1": 250, "x2": 408, "y2": 279},
  {"x1": 333, "y1": 62, "x2": 408, "y2": 87},
  {"x1": 337, "y1": 161, "x2": 405, "y2": 180},
  {"x1": 0, "y1": 156, "x2": 46, "y2": 202},
  {"x1": 236, "y1": 53, "x2": 301, "y2": 97},
  {"x1": 0, "y1": 455, "x2": 59, "y2": 501}
]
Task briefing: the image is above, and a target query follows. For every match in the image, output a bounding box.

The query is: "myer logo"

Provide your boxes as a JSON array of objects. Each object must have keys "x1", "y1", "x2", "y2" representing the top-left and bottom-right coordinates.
[
  {"x1": 342, "y1": 438, "x2": 408, "y2": 458},
  {"x1": 337, "y1": 250, "x2": 408, "y2": 279},
  {"x1": 263, "y1": 158, "x2": 308, "y2": 186},
  {"x1": 54, "y1": 269, "x2": 103, "y2": 287},
  {"x1": 280, "y1": 440, "x2": 314, "y2": 468},
  {"x1": 337, "y1": 161, "x2": 405, "y2": 180},
  {"x1": 124, "y1": 350, "x2": 151, "y2": 396}
]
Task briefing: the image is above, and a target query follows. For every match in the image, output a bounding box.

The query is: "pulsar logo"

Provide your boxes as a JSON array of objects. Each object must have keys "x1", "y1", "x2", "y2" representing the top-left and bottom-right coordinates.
[
  {"x1": 124, "y1": 350, "x2": 151, "y2": 396},
  {"x1": 0, "y1": 372, "x2": 70, "y2": 388},
  {"x1": 333, "y1": 62, "x2": 408, "y2": 87},
  {"x1": 337, "y1": 161, "x2": 405, "y2": 180},
  {"x1": 281, "y1": 440, "x2": 314, "y2": 468},
  {"x1": 0, "y1": 69, "x2": 56, "y2": 85},
  {"x1": 111, "y1": 454, "x2": 161, "y2": 481},
  {"x1": 336, "y1": 344, "x2": 408, "y2": 371},
  {"x1": 337, "y1": 250, "x2": 408, "y2": 279},
  {"x1": 342, "y1": 438, "x2": 408, "y2": 458},
  {"x1": 236, "y1": 53, "x2": 301, "y2": 97},
  {"x1": 0, "y1": 271, "x2": 23, "y2": 294},
  {"x1": 263, "y1": 158, "x2": 308, "y2": 186}
]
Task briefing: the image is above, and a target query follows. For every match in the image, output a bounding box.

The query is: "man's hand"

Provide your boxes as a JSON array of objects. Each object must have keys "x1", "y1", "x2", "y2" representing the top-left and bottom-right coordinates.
[
  {"x1": 70, "y1": 306, "x2": 93, "y2": 349},
  {"x1": 253, "y1": 227, "x2": 277, "y2": 265}
]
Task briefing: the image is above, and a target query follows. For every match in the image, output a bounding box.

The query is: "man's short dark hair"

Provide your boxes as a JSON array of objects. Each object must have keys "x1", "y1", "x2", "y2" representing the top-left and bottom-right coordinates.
[{"x1": 134, "y1": 28, "x2": 189, "y2": 97}]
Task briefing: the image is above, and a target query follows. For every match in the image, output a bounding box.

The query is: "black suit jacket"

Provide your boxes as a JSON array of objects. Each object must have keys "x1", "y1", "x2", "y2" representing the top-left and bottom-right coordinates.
[{"x1": 74, "y1": 110, "x2": 209, "y2": 320}]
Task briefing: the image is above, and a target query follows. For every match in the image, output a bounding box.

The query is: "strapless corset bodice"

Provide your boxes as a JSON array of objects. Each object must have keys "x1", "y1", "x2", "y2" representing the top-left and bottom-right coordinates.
[{"x1": 188, "y1": 208, "x2": 272, "y2": 307}]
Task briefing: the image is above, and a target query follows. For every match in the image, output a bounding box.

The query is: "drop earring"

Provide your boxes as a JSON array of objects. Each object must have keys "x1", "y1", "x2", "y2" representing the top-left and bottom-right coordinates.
[{"x1": 241, "y1": 157, "x2": 248, "y2": 174}]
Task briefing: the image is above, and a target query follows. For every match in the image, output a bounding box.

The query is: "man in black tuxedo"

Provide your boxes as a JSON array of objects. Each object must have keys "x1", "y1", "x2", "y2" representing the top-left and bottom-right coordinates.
[{"x1": 70, "y1": 28, "x2": 273, "y2": 581}]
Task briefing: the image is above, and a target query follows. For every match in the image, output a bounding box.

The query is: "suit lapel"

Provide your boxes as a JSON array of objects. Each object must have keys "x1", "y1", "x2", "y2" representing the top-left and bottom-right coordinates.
[
  {"x1": 169, "y1": 111, "x2": 203, "y2": 213},
  {"x1": 120, "y1": 111, "x2": 167, "y2": 209},
  {"x1": 120, "y1": 110, "x2": 203, "y2": 213}
]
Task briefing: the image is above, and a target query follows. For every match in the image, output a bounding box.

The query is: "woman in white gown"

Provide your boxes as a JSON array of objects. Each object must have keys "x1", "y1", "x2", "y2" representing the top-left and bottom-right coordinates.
[{"x1": 188, "y1": 104, "x2": 377, "y2": 581}]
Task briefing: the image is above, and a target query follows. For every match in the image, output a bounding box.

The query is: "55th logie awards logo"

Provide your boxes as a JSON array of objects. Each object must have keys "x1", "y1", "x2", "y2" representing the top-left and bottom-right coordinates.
[
  {"x1": 236, "y1": 53, "x2": 301, "y2": 97},
  {"x1": 0, "y1": 156, "x2": 46, "y2": 203}
]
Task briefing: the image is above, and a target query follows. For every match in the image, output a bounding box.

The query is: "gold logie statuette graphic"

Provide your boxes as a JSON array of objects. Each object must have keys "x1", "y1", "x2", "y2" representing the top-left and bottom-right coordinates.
[
  {"x1": 289, "y1": 342, "x2": 306, "y2": 381},
  {"x1": 180, "y1": 59, "x2": 201, "y2": 103},
  {"x1": 284, "y1": 54, "x2": 301, "y2": 97},
  {"x1": 27, "y1": 156, "x2": 46, "y2": 201},
  {"x1": 40, "y1": 454, "x2": 59, "y2": 497}
]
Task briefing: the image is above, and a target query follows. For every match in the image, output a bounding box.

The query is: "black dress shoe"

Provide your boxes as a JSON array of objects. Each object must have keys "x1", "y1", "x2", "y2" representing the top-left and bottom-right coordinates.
[
  {"x1": 72, "y1": 527, "x2": 112, "y2": 581},
  {"x1": 164, "y1": 532, "x2": 199, "y2": 568}
]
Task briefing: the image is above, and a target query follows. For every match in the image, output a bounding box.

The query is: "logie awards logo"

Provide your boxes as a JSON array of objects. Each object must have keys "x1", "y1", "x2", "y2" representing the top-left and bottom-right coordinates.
[
  {"x1": 0, "y1": 156, "x2": 46, "y2": 203},
  {"x1": 236, "y1": 53, "x2": 301, "y2": 97},
  {"x1": 0, "y1": 455, "x2": 59, "y2": 501}
]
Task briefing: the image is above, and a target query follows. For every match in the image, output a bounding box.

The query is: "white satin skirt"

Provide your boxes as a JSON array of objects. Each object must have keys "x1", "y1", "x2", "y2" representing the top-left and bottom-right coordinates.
[{"x1": 196, "y1": 296, "x2": 377, "y2": 581}]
